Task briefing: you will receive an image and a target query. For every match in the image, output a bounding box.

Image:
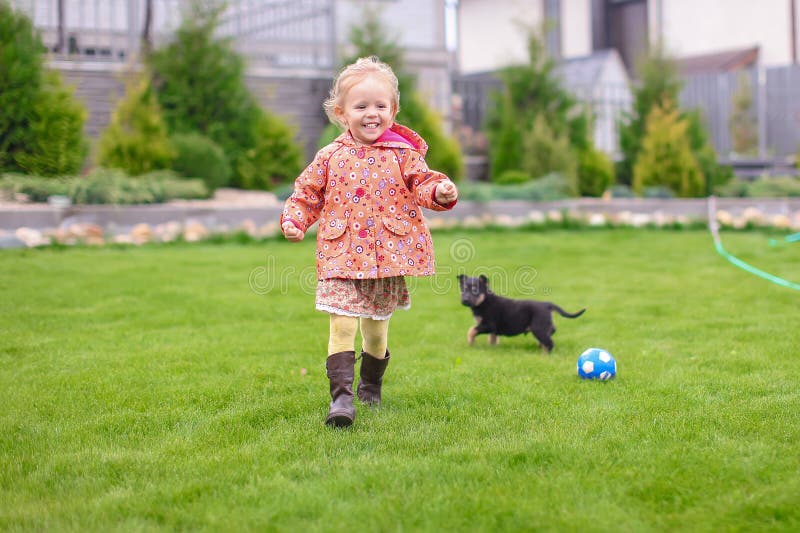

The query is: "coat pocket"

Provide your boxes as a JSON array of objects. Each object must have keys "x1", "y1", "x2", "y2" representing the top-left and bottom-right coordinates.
[
  {"x1": 318, "y1": 219, "x2": 350, "y2": 258},
  {"x1": 382, "y1": 215, "x2": 411, "y2": 236}
]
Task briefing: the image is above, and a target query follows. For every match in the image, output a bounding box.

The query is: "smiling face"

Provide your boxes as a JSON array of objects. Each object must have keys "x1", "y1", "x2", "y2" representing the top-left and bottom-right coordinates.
[{"x1": 334, "y1": 74, "x2": 397, "y2": 145}]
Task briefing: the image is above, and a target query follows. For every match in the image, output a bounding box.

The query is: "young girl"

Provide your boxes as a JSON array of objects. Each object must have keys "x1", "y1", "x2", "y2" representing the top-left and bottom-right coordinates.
[{"x1": 281, "y1": 56, "x2": 458, "y2": 427}]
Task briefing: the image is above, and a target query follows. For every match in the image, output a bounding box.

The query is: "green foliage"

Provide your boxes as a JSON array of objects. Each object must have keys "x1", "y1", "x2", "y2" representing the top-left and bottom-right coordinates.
[
  {"x1": 0, "y1": 172, "x2": 71, "y2": 201},
  {"x1": 487, "y1": 90, "x2": 524, "y2": 179},
  {"x1": 618, "y1": 45, "x2": 726, "y2": 190},
  {"x1": 457, "y1": 173, "x2": 573, "y2": 201},
  {"x1": 0, "y1": 2, "x2": 88, "y2": 175},
  {"x1": 170, "y1": 132, "x2": 231, "y2": 190},
  {"x1": 97, "y1": 74, "x2": 174, "y2": 175},
  {"x1": 0, "y1": 1, "x2": 44, "y2": 171},
  {"x1": 236, "y1": 112, "x2": 303, "y2": 190},
  {"x1": 486, "y1": 31, "x2": 593, "y2": 182},
  {"x1": 148, "y1": 1, "x2": 302, "y2": 188},
  {"x1": 332, "y1": 5, "x2": 464, "y2": 180},
  {"x1": 493, "y1": 169, "x2": 531, "y2": 185},
  {"x1": 715, "y1": 176, "x2": 800, "y2": 198},
  {"x1": 685, "y1": 109, "x2": 734, "y2": 193},
  {"x1": 13, "y1": 71, "x2": 89, "y2": 176},
  {"x1": 520, "y1": 114, "x2": 577, "y2": 192},
  {"x1": 618, "y1": 44, "x2": 683, "y2": 185},
  {"x1": 730, "y1": 71, "x2": 758, "y2": 156},
  {"x1": 318, "y1": 123, "x2": 341, "y2": 149},
  {"x1": 1, "y1": 168, "x2": 208, "y2": 204},
  {"x1": 577, "y1": 145, "x2": 615, "y2": 197},
  {"x1": 633, "y1": 101, "x2": 705, "y2": 197},
  {"x1": 396, "y1": 92, "x2": 464, "y2": 181}
]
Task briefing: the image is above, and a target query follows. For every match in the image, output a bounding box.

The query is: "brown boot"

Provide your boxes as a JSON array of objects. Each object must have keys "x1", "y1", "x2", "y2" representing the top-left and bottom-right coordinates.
[
  {"x1": 325, "y1": 351, "x2": 356, "y2": 427},
  {"x1": 357, "y1": 351, "x2": 390, "y2": 406}
]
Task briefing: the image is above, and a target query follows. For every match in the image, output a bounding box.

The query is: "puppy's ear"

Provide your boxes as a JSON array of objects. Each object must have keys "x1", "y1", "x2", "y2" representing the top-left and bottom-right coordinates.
[
  {"x1": 479, "y1": 274, "x2": 488, "y2": 283},
  {"x1": 457, "y1": 274, "x2": 464, "y2": 281}
]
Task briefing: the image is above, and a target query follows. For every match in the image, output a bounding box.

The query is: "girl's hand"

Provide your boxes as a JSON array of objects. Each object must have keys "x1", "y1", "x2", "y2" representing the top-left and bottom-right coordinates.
[
  {"x1": 282, "y1": 221, "x2": 305, "y2": 242},
  {"x1": 435, "y1": 181, "x2": 458, "y2": 204}
]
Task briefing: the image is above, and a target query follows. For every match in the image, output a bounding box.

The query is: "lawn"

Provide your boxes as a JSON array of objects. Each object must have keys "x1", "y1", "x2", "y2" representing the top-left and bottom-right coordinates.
[{"x1": 1, "y1": 228, "x2": 799, "y2": 531}]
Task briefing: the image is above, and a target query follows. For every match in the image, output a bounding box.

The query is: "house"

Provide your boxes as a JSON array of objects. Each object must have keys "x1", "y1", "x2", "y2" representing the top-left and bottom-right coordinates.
[
  {"x1": 456, "y1": 0, "x2": 631, "y2": 158},
  {"x1": 457, "y1": 0, "x2": 800, "y2": 160}
]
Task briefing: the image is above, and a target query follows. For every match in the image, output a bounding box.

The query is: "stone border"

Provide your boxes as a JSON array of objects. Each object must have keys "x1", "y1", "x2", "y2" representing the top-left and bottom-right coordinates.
[{"x1": 2, "y1": 197, "x2": 799, "y2": 248}]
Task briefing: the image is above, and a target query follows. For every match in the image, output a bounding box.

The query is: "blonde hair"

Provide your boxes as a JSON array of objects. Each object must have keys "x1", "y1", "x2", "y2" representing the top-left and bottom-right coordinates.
[{"x1": 323, "y1": 56, "x2": 400, "y2": 128}]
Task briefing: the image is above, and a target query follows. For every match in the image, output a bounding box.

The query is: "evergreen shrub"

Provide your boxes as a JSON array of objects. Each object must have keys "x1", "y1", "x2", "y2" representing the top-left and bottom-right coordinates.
[
  {"x1": 633, "y1": 102, "x2": 705, "y2": 197},
  {"x1": 97, "y1": 75, "x2": 174, "y2": 176},
  {"x1": 170, "y1": 132, "x2": 231, "y2": 190},
  {"x1": 0, "y1": 2, "x2": 88, "y2": 176}
]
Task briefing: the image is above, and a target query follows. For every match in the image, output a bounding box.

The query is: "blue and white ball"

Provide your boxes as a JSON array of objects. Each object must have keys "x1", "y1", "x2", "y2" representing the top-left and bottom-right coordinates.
[{"x1": 577, "y1": 348, "x2": 616, "y2": 381}]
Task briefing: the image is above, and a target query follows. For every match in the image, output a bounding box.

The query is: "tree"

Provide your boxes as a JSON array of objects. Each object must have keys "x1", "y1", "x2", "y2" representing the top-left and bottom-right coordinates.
[
  {"x1": 141, "y1": 0, "x2": 153, "y2": 54},
  {"x1": 324, "y1": 5, "x2": 464, "y2": 180},
  {"x1": 97, "y1": 72, "x2": 174, "y2": 175},
  {"x1": 485, "y1": 29, "x2": 598, "y2": 189},
  {"x1": 618, "y1": 44, "x2": 729, "y2": 191},
  {"x1": 633, "y1": 100, "x2": 705, "y2": 197},
  {"x1": 0, "y1": 1, "x2": 88, "y2": 176},
  {"x1": 148, "y1": 1, "x2": 302, "y2": 188},
  {"x1": 729, "y1": 71, "x2": 758, "y2": 156}
]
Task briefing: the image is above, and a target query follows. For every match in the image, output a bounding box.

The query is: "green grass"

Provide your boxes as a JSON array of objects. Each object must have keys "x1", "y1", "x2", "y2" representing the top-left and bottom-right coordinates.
[{"x1": 2, "y1": 229, "x2": 799, "y2": 531}]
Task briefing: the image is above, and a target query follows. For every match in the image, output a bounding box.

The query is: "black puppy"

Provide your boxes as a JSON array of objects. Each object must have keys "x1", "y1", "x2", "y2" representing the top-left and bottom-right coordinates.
[{"x1": 457, "y1": 274, "x2": 585, "y2": 352}]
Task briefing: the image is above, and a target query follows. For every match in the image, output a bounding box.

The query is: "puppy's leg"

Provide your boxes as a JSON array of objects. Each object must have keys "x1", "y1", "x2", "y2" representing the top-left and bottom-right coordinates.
[
  {"x1": 467, "y1": 326, "x2": 478, "y2": 345},
  {"x1": 530, "y1": 322, "x2": 554, "y2": 353},
  {"x1": 468, "y1": 316, "x2": 483, "y2": 345},
  {"x1": 489, "y1": 334, "x2": 498, "y2": 345}
]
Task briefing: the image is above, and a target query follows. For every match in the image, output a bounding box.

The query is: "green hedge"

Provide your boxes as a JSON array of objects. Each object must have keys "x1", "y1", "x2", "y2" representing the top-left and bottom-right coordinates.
[{"x1": 1, "y1": 168, "x2": 208, "y2": 205}]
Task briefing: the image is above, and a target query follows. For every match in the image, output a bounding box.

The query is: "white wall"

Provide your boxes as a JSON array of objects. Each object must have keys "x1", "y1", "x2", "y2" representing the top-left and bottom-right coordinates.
[
  {"x1": 561, "y1": 0, "x2": 592, "y2": 58},
  {"x1": 658, "y1": 0, "x2": 797, "y2": 66},
  {"x1": 457, "y1": 0, "x2": 594, "y2": 73},
  {"x1": 336, "y1": 0, "x2": 446, "y2": 50},
  {"x1": 457, "y1": 0, "x2": 544, "y2": 73}
]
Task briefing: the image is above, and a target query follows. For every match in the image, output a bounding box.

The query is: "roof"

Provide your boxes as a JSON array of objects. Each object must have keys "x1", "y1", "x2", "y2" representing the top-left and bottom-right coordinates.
[
  {"x1": 555, "y1": 49, "x2": 625, "y2": 87},
  {"x1": 677, "y1": 46, "x2": 760, "y2": 75}
]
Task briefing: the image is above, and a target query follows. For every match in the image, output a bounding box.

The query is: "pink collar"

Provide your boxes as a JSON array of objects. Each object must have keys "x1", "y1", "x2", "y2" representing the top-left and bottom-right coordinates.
[{"x1": 377, "y1": 128, "x2": 417, "y2": 149}]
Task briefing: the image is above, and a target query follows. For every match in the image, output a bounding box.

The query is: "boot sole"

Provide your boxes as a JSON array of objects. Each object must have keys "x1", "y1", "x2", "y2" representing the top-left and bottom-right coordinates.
[{"x1": 325, "y1": 413, "x2": 354, "y2": 427}]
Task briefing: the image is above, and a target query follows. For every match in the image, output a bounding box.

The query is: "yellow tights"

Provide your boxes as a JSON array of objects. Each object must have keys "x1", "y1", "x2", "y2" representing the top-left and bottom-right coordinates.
[{"x1": 328, "y1": 314, "x2": 389, "y2": 358}]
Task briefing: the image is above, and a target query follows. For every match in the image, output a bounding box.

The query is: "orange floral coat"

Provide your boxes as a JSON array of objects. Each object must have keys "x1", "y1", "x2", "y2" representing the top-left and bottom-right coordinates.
[{"x1": 281, "y1": 123, "x2": 456, "y2": 280}]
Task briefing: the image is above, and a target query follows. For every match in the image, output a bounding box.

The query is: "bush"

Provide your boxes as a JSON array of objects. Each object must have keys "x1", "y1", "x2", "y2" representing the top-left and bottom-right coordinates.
[
  {"x1": 633, "y1": 101, "x2": 705, "y2": 197},
  {"x1": 170, "y1": 133, "x2": 231, "y2": 190},
  {"x1": 397, "y1": 92, "x2": 464, "y2": 181},
  {"x1": 0, "y1": 168, "x2": 208, "y2": 204},
  {"x1": 486, "y1": 32, "x2": 592, "y2": 180},
  {"x1": 458, "y1": 173, "x2": 573, "y2": 202},
  {"x1": 1, "y1": 173, "x2": 71, "y2": 202},
  {"x1": 715, "y1": 176, "x2": 800, "y2": 198},
  {"x1": 236, "y1": 112, "x2": 303, "y2": 190},
  {"x1": 0, "y1": 3, "x2": 88, "y2": 176},
  {"x1": 97, "y1": 74, "x2": 174, "y2": 175},
  {"x1": 148, "y1": 3, "x2": 303, "y2": 188},
  {"x1": 13, "y1": 71, "x2": 89, "y2": 176},
  {"x1": 577, "y1": 146, "x2": 615, "y2": 197},
  {"x1": 520, "y1": 115, "x2": 577, "y2": 193},
  {"x1": 493, "y1": 170, "x2": 531, "y2": 185},
  {"x1": 318, "y1": 123, "x2": 341, "y2": 149}
]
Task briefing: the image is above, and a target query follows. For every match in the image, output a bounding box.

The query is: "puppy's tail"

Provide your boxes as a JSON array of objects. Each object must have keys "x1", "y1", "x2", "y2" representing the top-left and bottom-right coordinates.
[{"x1": 549, "y1": 304, "x2": 586, "y2": 319}]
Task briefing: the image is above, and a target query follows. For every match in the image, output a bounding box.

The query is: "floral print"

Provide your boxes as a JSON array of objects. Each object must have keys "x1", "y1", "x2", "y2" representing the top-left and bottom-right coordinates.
[
  {"x1": 281, "y1": 123, "x2": 456, "y2": 280},
  {"x1": 316, "y1": 277, "x2": 410, "y2": 319}
]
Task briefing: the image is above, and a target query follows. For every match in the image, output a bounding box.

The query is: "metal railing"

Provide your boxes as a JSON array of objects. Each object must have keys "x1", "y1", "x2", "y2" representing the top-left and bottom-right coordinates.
[{"x1": 10, "y1": 0, "x2": 336, "y2": 72}]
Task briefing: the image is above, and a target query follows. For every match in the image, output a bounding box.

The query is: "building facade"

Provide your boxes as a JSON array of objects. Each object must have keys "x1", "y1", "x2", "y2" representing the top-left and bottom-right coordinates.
[{"x1": 9, "y1": 0, "x2": 452, "y2": 160}]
